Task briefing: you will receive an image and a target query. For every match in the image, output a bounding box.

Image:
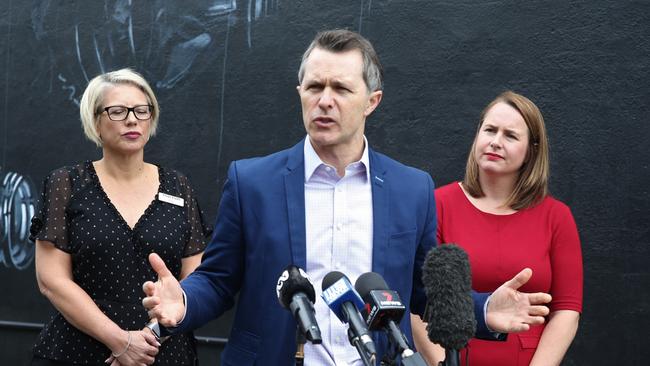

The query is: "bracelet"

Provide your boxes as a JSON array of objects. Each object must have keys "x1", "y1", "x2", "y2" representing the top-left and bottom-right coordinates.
[{"x1": 111, "y1": 331, "x2": 132, "y2": 358}]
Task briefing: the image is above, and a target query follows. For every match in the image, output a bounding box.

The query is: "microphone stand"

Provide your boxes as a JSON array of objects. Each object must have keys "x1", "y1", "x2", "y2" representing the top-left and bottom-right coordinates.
[
  {"x1": 381, "y1": 321, "x2": 428, "y2": 366},
  {"x1": 348, "y1": 328, "x2": 375, "y2": 366},
  {"x1": 400, "y1": 352, "x2": 428, "y2": 366},
  {"x1": 295, "y1": 328, "x2": 305, "y2": 366},
  {"x1": 379, "y1": 344, "x2": 428, "y2": 366},
  {"x1": 438, "y1": 349, "x2": 459, "y2": 366}
]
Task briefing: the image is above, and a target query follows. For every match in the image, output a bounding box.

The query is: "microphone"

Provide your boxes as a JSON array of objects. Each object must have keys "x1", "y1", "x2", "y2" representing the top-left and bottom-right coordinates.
[
  {"x1": 355, "y1": 272, "x2": 428, "y2": 366},
  {"x1": 422, "y1": 244, "x2": 476, "y2": 366},
  {"x1": 321, "y1": 271, "x2": 377, "y2": 364},
  {"x1": 276, "y1": 264, "x2": 322, "y2": 344}
]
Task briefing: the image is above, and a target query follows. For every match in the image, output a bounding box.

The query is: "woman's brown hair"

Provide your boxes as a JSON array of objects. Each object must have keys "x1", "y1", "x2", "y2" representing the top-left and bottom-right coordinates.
[{"x1": 463, "y1": 91, "x2": 549, "y2": 210}]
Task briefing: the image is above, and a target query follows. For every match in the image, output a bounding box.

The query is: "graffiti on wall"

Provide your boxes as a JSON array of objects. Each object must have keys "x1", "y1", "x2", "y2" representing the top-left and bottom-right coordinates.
[
  {"x1": 31, "y1": 0, "x2": 278, "y2": 105},
  {"x1": 0, "y1": 171, "x2": 36, "y2": 270}
]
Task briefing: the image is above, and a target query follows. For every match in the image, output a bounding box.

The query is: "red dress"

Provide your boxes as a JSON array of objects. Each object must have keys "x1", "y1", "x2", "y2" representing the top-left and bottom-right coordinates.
[{"x1": 435, "y1": 182, "x2": 583, "y2": 366}]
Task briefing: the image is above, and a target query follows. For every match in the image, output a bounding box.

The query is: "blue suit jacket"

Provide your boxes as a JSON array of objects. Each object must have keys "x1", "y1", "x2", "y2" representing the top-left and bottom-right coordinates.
[{"x1": 178, "y1": 140, "x2": 488, "y2": 365}]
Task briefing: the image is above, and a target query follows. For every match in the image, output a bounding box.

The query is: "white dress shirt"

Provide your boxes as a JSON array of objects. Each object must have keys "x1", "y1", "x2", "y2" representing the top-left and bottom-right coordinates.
[{"x1": 302, "y1": 136, "x2": 374, "y2": 365}]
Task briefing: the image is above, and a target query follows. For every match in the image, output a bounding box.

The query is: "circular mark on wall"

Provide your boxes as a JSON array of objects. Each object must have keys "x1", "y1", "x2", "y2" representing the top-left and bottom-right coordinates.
[{"x1": 1, "y1": 172, "x2": 36, "y2": 270}]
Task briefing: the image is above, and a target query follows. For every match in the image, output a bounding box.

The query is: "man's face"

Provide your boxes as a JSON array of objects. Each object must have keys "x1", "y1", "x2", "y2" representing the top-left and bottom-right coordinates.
[{"x1": 298, "y1": 47, "x2": 382, "y2": 156}]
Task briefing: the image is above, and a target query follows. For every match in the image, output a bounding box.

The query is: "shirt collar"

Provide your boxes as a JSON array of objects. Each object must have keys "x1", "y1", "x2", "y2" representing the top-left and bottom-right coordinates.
[{"x1": 304, "y1": 136, "x2": 370, "y2": 182}]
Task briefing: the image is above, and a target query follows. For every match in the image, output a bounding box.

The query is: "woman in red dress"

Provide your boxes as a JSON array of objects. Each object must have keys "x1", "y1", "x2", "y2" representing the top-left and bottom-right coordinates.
[{"x1": 416, "y1": 91, "x2": 582, "y2": 365}]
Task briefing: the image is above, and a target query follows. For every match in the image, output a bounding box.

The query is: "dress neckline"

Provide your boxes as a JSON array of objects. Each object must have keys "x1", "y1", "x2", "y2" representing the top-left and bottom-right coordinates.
[
  {"x1": 86, "y1": 160, "x2": 164, "y2": 232},
  {"x1": 454, "y1": 181, "x2": 522, "y2": 218}
]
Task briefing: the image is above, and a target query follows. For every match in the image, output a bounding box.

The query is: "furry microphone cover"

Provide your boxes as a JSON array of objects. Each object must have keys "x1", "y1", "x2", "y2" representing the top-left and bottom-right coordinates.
[{"x1": 422, "y1": 243, "x2": 476, "y2": 350}]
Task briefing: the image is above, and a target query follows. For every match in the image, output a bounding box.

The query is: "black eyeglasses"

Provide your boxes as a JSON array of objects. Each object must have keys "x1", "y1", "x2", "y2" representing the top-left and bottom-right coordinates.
[{"x1": 101, "y1": 105, "x2": 153, "y2": 121}]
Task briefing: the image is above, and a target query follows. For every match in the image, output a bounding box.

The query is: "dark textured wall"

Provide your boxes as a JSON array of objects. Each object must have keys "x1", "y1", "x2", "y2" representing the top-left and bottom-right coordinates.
[{"x1": 1, "y1": 0, "x2": 649, "y2": 364}]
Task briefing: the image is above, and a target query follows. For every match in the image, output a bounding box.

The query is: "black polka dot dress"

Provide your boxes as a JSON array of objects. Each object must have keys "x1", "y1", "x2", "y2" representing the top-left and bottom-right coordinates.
[{"x1": 29, "y1": 161, "x2": 210, "y2": 365}]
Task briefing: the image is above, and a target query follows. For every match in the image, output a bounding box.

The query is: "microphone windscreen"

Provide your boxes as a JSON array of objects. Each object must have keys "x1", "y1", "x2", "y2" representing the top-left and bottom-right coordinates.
[
  {"x1": 321, "y1": 271, "x2": 345, "y2": 291},
  {"x1": 354, "y1": 272, "x2": 389, "y2": 298},
  {"x1": 276, "y1": 264, "x2": 316, "y2": 308},
  {"x1": 321, "y1": 271, "x2": 365, "y2": 323},
  {"x1": 355, "y1": 272, "x2": 406, "y2": 328},
  {"x1": 422, "y1": 244, "x2": 476, "y2": 350}
]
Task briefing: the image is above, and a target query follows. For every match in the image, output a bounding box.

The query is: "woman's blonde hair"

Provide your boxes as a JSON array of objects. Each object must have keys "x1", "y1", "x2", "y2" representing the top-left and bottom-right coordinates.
[
  {"x1": 463, "y1": 91, "x2": 549, "y2": 210},
  {"x1": 79, "y1": 68, "x2": 160, "y2": 147}
]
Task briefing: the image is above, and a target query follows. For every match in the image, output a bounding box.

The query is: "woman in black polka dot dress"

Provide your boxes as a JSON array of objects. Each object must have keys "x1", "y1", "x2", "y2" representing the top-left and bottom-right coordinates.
[{"x1": 29, "y1": 69, "x2": 209, "y2": 366}]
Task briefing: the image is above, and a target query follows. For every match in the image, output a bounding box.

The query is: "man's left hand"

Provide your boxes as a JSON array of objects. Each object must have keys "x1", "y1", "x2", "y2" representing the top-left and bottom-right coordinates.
[{"x1": 486, "y1": 268, "x2": 552, "y2": 333}]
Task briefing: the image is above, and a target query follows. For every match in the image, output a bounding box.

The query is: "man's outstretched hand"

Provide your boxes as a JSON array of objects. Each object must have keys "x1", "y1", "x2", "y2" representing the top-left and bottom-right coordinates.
[
  {"x1": 142, "y1": 253, "x2": 185, "y2": 327},
  {"x1": 486, "y1": 268, "x2": 552, "y2": 333}
]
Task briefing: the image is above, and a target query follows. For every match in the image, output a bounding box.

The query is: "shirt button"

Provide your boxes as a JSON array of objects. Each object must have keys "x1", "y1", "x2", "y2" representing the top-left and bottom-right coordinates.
[{"x1": 336, "y1": 223, "x2": 342, "y2": 231}]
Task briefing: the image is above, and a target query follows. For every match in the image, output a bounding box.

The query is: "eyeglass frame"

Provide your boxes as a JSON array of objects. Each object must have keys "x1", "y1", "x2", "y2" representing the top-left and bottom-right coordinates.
[{"x1": 99, "y1": 105, "x2": 154, "y2": 121}]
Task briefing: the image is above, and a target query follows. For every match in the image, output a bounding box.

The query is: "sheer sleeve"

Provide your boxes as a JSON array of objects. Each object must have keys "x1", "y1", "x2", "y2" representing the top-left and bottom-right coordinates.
[
  {"x1": 176, "y1": 173, "x2": 211, "y2": 257},
  {"x1": 29, "y1": 167, "x2": 74, "y2": 252}
]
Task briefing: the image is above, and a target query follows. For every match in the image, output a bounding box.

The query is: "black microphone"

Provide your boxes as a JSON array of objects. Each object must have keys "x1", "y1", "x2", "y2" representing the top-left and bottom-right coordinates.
[
  {"x1": 276, "y1": 264, "x2": 322, "y2": 344},
  {"x1": 321, "y1": 271, "x2": 377, "y2": 364},
  {"x1": 355, "y1": 272, "x2": 428, "y2": 366},
  {"x1": 422, "y1": 244, "x2": 476, "y2": 366}
]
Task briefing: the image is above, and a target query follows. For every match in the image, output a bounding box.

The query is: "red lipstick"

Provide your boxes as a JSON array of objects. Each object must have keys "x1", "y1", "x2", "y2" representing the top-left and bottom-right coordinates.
[{"x1": 485, "y1": 153, "x2": 503, "y2": 161}]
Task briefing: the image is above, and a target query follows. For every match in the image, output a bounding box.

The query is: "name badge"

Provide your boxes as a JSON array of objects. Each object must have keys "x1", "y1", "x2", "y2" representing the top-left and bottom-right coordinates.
[{"x1": 158, "y1": 192, "x2": 184, "y2": 207}]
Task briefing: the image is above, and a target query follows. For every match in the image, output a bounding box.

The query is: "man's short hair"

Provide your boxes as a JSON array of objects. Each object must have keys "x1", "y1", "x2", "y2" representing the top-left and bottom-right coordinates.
[{"x1": 298, "y1": 29, "x2": 384, "y2": 92}]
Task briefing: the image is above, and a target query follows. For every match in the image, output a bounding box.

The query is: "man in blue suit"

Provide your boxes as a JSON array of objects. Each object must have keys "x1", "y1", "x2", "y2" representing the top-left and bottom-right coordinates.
[{"x1": 142, "y1": 30, "x2": 551, "y2": 365}]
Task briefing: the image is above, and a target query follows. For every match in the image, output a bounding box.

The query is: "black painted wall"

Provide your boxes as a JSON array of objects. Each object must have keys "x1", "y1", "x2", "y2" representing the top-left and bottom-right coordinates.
[{"x1": 1, "y1": 1, "x2": 649, "y2": 364}]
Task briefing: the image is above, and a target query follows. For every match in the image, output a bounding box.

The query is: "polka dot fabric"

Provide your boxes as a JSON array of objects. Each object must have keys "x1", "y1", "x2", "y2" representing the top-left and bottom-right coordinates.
[{"x1": 30, "y1": 161, "x2": 210, "y2": 365}]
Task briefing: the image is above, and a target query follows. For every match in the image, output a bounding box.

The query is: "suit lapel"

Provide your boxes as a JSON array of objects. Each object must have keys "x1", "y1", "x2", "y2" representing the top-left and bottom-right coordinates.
[
  {"x1": 369, "y1": 148, "x2": 389, "y2": 276},
  {"x1": 284, "y1": 140, "x2": 307, "y2": 269}
]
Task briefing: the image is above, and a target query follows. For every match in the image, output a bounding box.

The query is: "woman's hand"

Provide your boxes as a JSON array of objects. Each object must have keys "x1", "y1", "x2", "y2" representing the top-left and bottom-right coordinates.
[{"x1": 105, "y1": 329, "x2": 160, "y2": 366}]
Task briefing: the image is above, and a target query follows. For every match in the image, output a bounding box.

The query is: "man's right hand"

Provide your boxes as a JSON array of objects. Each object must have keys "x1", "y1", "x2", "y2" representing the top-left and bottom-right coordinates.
[{"x1": 142, "y1": 253, "x2": 185, "y2": 327}]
